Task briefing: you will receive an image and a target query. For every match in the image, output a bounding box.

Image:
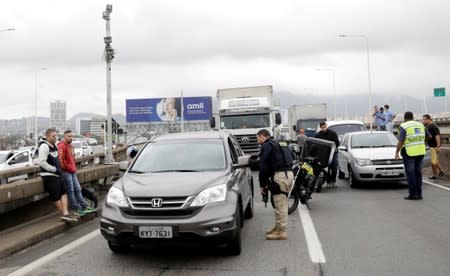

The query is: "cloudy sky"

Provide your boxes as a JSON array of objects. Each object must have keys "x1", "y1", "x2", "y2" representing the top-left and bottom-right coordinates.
[{"x1": 0, "y1": 0, "x2": 449, "y2": 119}]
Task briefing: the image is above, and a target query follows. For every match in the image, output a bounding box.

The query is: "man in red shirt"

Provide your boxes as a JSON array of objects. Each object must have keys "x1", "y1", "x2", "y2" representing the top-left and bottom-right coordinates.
[{"x1": 59, "y1": 130, "x2": 96, "y2": 216}]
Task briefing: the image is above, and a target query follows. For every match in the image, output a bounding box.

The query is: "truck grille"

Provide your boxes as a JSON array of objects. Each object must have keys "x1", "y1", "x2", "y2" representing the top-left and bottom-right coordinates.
[
  {"x1": 128, "y1": 196, "x2": 190, "y2": 210},
  {"x1": 235, "y1": 134, "x2": 260, "y2": 154}
]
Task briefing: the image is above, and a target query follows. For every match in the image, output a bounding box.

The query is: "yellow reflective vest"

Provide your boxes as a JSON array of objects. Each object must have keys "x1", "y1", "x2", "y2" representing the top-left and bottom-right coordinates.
[{"x1": 400, "y1": 120, "x2": 426, "y2": 156}]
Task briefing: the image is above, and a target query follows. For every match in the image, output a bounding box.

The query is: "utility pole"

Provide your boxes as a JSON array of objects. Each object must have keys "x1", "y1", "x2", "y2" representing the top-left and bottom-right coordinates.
[
  {"x1": 103, "y1": 4, "x2": 115, "y2": 163},
  {"x1": 180, "y1": 90, "x2": 185, "y2": 132}
]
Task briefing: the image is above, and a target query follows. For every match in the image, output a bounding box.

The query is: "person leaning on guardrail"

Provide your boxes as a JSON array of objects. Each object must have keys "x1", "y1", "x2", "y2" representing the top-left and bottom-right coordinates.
[
  {"x1": 37, "y1": 128, "x2": 78, "y2": 222},
  {"x1": 58, "y1": 130, "x2": 97, "y2": 217}
]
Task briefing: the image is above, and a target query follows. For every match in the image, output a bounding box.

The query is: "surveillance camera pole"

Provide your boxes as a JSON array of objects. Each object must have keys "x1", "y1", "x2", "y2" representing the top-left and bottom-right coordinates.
[{"x1": 103, "y1": 4, "x2": 114, "y2": 163}]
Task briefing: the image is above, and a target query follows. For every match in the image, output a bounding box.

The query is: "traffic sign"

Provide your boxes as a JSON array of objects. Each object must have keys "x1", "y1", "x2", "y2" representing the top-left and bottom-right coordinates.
[{"x1": 434, "y1": 87, "x2": 446, "y2": 97}]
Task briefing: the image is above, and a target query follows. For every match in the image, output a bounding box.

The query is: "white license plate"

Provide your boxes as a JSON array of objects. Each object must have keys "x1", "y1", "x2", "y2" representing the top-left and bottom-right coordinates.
[
  {"x1": 139, "y1": 226, "x2": 173, "y2": 238},
  {"x1": 381, "y1": 170, "x2": 400, "y2": 176}
]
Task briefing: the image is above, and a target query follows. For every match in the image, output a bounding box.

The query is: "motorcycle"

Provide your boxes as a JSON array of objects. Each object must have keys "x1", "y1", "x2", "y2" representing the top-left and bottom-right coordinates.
[{"x1": 286, "y1": 138, "x2": 336, "y2": 213}]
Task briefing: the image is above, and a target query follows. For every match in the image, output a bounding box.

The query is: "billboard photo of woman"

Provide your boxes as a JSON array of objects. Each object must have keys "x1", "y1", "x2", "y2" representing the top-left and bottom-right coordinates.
[{"x1": 157, "y1": 97, "x2": 181, "y2": 121}]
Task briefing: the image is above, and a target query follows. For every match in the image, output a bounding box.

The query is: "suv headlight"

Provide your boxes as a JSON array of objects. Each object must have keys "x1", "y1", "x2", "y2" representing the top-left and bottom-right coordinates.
[
  {"x1": 355, "y1": 158, "x2": 372, "y2": 166},
  {"x1": 191, "y1": 184, "x2": 227, "y2": 207},
  {"x1": 106, "y1": 186, "x2": 129, "y2": 207}
]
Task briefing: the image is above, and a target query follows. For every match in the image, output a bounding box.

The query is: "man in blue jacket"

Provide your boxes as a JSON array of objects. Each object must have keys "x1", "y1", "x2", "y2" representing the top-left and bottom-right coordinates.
[{"x1": 257, "y1": 129, "x2": 294, "y2": 240}]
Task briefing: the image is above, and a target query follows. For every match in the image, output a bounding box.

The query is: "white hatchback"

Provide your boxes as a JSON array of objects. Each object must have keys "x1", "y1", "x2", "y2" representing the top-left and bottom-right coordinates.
[{"x1": 338, "y1": 131, "x2": 406, "y2": 187}]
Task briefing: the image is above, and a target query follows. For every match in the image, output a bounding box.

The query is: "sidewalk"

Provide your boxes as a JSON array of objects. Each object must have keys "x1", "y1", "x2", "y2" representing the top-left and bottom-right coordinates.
[{"x1": 0, "y1": 202, "x2": 102, "y2": 259}]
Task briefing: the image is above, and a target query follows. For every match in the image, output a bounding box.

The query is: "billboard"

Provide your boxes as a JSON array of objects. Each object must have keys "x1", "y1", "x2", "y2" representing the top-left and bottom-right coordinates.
[{"x1": 126, "y1": 96, "x2": 212, "y2": 123}]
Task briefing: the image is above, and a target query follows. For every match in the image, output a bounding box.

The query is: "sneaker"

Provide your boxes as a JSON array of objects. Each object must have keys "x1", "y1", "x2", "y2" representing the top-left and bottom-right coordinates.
[
  {"x1": 438, "y1": 171, "x2": 446, "y2": 177},
  {"x1": 60, "y1": 215, "x2": 78, "y2": 223},
  {"x1": 74, "y1": 208, "x2": 86, "y2": 217},
  {"x1": 429, "y1": 176, "x2": 438, "y2": 180},
  {"x1": 82, "y1": 207, "x2": 97, "y2": 213}
]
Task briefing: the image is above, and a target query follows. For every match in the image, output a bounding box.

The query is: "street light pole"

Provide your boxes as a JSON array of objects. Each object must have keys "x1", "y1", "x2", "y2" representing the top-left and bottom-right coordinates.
[
  {"x1": 339, "y1": 34, "x2": 373, "y2": 131},
  {"x1": 34, "y1": 68, "x2": 47, "y2": 146},
  {"x1": 103, "y1": 4, "x2": 115, "y2": 163},
  {"x1": 316, "y1": 68, "x2": 337, "y2": 120}
]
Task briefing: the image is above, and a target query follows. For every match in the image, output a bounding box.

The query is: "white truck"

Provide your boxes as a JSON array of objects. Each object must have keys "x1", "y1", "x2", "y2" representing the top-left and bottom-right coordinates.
[
  {"x1": 289, "y1": 104, "x2": 327, "y2": 139},
  {"x1": 213, "y1": 85, "x2": 281, "y2": 165}
]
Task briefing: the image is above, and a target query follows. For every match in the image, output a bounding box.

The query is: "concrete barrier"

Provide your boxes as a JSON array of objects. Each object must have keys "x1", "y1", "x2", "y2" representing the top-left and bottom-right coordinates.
[{"x1": 0, "y1": 146, "x2": 128, "y2": 214}]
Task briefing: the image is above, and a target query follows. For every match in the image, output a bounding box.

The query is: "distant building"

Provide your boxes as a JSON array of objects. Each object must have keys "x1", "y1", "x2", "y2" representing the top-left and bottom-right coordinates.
[
  {"x1": 76, "y1": 118, "x2": 92, "y2": 136},
  {"x1": 50, "y1": 100, "x2": 67, "y2": 132}
]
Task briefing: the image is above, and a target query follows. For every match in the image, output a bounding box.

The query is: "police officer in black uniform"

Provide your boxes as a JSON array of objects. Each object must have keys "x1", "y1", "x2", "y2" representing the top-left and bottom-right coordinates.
[{"x1": 257, "y1": 129, "x2": 294, "y2": 240}]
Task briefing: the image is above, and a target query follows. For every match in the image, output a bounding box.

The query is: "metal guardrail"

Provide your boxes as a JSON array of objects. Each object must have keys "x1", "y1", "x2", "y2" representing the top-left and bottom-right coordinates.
[{"x1": 0, "y1": 146, "x2": 128, "y2": 214}]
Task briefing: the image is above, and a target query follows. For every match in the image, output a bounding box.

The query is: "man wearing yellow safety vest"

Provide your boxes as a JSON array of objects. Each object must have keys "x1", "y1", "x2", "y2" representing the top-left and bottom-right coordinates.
[{"x1": 395, "y1": 112, "x2": 431, "y2": 200}]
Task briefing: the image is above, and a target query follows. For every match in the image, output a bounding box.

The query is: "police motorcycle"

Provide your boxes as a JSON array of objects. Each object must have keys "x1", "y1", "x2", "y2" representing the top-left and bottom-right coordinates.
[{"x1": 286, "y1": 137, "x2": 336, "y2": 213}]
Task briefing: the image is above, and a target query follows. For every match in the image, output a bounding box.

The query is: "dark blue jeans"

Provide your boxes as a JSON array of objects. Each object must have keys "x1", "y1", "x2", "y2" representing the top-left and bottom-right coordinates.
[
  {"x1": 402, "y1": 155, "x2": 424, "y2": 196},
  {"x1": 62, "y1": 172, "x2": 87, "y2": 210}
]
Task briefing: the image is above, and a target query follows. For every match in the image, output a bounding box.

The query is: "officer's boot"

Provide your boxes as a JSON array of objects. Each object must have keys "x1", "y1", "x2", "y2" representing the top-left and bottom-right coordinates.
[
  {"x1": 265, "y1": 225, "x2": 277, "y2": 235},
  {"x1": 266, "y1": 229, "x2": 287, "y2": 240}
]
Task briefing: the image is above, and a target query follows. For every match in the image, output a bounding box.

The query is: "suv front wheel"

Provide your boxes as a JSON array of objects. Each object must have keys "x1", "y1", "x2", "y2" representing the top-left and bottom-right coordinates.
[{"x1": 225, "y1": 204, "x2": 242, "y2": 255}]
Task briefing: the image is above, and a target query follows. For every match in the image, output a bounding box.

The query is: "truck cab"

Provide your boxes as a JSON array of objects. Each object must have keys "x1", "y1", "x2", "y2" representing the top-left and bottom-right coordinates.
[{"x1": 213, "y1": 86, "x2": 280, "y2": 165}]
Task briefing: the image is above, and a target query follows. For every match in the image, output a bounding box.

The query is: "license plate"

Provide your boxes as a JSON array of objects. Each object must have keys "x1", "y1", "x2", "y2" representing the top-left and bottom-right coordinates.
[
  {"x1": 381, "y1": 170, "x2": 400, "y2": 176},
  {"x1": 139, "y1": 226, "x2": 173, "y2": 238}
]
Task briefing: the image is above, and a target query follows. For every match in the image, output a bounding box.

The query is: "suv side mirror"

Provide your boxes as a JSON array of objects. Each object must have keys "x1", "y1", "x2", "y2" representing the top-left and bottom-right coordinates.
[
  {"x1": 209, "y1": 117, "x2": 216, "y2": 129},
  {"x1": 275, "y1": 113, "x2": 282, "y2": 125},
  {"x1": 232, "y1": 155, "x2": 251, "y2": 169},
  {"x1": 292, "y1": 125, "x2": 297, "y2": 131},
  {"x1": 338, "y1": 146, "x2": 347, "y2": 152},
  {"x1": 119, "y1": 161, "x2": 129, "y2": 172}
]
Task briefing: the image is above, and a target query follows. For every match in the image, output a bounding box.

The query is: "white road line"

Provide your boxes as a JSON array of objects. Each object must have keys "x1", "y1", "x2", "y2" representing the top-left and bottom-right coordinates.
[
  {"x1": 8, "y1": 229, "x2": 100, "y2": 276},
  {"x1": 298, "y1": 204, "x2": 326, "y2": 264},
  {"x1": 423, "y1": 179, "x2": 450, "y2": 191}
]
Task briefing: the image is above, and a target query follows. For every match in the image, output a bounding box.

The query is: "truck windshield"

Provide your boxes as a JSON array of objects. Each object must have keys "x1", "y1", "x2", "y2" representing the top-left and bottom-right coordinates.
[{"x1": 220, "y1": 114, "x2": 270, "y2": 129}]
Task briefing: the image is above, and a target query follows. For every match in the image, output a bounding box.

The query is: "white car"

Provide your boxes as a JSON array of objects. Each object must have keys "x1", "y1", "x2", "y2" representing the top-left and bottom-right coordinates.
[
  {"x1": 338, "y1": 131, "x2": 405, "y2": 187},
  {"x1": 72, "y1": 141, "x2": 93, "y2": 158},
  {"x1": 88, "y1": 138, "x2": 98, "y2": 145},
  {"x1": 0, "y1": 150, "x2": 34, "y2": 184},
  {"x1": 318, "y1": 120, "x2": 367, "y2": 141}
]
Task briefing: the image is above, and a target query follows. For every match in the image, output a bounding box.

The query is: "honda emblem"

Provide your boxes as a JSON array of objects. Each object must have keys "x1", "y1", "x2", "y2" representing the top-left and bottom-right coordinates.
[{"x1": 151, "y1": 198, "x2": 163, "y2": 208}]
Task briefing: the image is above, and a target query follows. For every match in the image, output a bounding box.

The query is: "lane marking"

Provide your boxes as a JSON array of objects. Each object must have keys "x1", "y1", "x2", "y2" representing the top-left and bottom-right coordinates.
[
  {"x1": 8, "y1": 229, "x2": 100, "y2": 276},
  {"x1": 298, "y1": 204, "x2": 326, "y2": 263},
  {"x1": 423, "y1": 179, "x2": 450, "y2": 191}
]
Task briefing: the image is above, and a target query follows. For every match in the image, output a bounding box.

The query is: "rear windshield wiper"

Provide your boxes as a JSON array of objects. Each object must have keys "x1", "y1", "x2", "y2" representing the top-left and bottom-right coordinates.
[
  {"x1": 373, "y1": 145, "x2": 396, "y2": 148},
  {"x1": 352, "y1": 146, "x2": 372, "y2": 148}
]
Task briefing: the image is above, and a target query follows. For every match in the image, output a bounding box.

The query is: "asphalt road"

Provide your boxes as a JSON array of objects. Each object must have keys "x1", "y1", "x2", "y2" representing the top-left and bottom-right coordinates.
[{"x1": 1, "y1": 174, "x2": 450, "y2": 276}]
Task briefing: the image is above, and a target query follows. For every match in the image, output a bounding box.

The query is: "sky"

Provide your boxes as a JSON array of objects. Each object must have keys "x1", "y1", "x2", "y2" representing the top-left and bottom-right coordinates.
[{"x1": 1, "y1": 0, "x2": 449, "y2": 120}]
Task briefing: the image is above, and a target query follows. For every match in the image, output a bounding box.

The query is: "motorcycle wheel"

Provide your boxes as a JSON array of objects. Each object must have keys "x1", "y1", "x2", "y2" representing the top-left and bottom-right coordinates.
[
  {"x1": 315, "y1": 170, "x2": 326, "y2": 193},
  {"x1": 288, "y1": 189, "x2": 299, "y2": 214}
]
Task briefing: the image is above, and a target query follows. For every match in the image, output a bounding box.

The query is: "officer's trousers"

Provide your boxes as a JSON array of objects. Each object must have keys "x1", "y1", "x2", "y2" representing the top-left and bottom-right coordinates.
[{"x1": 272, "y1": 171, "x2": 294, "y2": 231}]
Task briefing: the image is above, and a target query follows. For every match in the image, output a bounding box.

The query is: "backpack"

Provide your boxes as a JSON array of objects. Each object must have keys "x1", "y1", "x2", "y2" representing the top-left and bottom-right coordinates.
[{"x1": 269, "y1": 139, "x2": 294, "y2": 169}]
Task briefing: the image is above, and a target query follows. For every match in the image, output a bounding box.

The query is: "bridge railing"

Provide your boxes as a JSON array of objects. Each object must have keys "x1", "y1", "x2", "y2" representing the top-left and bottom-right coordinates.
[{"x1": 0, "y1": 146, "x2": 128, "y2": 214}]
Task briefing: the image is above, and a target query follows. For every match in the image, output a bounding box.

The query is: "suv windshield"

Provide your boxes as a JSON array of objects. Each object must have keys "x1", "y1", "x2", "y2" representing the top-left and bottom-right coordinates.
[
  {"x1": 351, "y1": 133, "x2": 398, "y2": 148},
  {"x1": 329, "y1": 124, "x2": 366, "y2": 136},
  {"x1": 131, "y1": 139, "x2": 226, "y2": 173}
]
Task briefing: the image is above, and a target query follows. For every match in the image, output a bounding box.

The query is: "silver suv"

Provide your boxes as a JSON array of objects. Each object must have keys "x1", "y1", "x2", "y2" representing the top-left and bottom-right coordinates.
[{"x1": 100, "y1": 131, "x2": 254, "y2": 255}]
